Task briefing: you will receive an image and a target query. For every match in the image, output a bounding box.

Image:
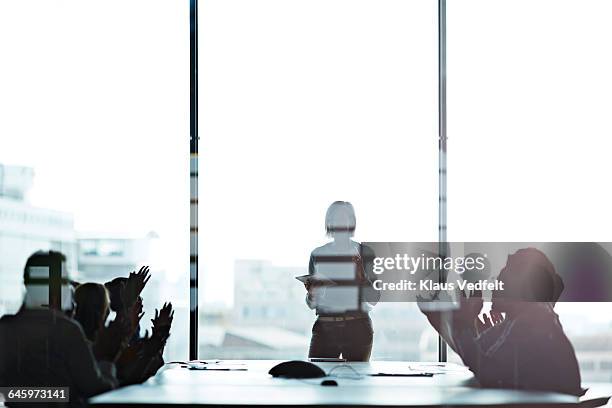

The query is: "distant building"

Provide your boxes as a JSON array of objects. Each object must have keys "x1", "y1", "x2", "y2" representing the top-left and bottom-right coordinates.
[
  {"x1": 233, "y1": 259, "x2": 312, "y2": 331},
  {"x1": 571, "y1": 331, "x2": 612, "y2": 381},
  {"x1": 76, "y1": 232, "x2": 192, "y2": 360},
  {"x1": 0, "y1": 164, "x2": 76, "y2": 316},
  {"x1": 199, "y1": 259, "x2": 312, "y2": 359},
  {"x1": 198, "y1": 258, "x2": 443, "y2": 360},
  {"x1": 200, "y1": 259, "x2": 437, "y2": 361},
  {"x1": 77, "y1": 233, "x2": 156, "y2": 284},
  {"x1": 0, "y1": 164, "x2": 33, "y2": 201},
  {"x1": 0, "y1": 163, "x2": 186, "y2": 361}
]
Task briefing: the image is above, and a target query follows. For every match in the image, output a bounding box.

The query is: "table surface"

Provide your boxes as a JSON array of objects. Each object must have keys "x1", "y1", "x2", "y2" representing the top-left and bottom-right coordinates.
[{"x1": 89, "y1": 360, "x2": 611, "y2": 407}]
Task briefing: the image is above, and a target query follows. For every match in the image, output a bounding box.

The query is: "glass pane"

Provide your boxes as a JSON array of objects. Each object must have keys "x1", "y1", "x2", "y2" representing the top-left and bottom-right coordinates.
[
  {"x1": 0, "y1": 0, "x2": 190, "y2": 361},
  {"x1": 448, "y1": 0, "x2": 612, "y2": 378},
  {"x1": 199, "y1": 0, "x2": 439, "y2": 360}
]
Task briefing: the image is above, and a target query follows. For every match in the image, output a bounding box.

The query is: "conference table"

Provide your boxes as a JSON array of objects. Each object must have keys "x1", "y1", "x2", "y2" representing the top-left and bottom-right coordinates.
[{"x1": 90, "y1": 360, "x2": 611, "y2": 407}]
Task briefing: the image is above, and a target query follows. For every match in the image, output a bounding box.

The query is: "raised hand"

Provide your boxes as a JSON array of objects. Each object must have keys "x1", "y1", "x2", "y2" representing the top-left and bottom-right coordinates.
[
  {"x1": 476, "y1": 311, "x2": 505, "y2": 334},
  {"x1": 143, "y1": 330, "x2": 168, "y2": 357},
  {"x1": 490, "y1": 310, "x2": 505, "y2": 325},
  {"x1": 476, "y1": 313, "x2": 493, "y2": 334},
  {"x1": 151, "y1": 302, "x2": 174, "y2": 339},
  {"x1": 127, "y1": 296, "x2": 145, "y2": 338},
  {"x1": 122, "y1": 266, "x2": 151, "y2": 309}
]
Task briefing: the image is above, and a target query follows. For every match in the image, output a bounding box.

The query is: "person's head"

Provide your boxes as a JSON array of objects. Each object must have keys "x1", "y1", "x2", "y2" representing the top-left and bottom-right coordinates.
[
  {"x1": 74, "y1": 283, "x2": 110, "y2": 342},
  {"x1": 461, "y1": 252, "x2": 492, "y2": 284},
  {"x1": 104, "y1": 277, "x2": 127, "y2": 313},
  {"x1": 492, "y1": 248, "x2": 563, "y2": 315},
  {"x1": 23, "y1": 250, "x2": 74, "y2": 312},
  {"x1": 325, "y1": 201, "x2": 356, "y2": 238}
]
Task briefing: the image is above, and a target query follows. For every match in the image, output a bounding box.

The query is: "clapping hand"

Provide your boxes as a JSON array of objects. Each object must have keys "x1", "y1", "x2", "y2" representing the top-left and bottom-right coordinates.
[
  {"x1": 151, "y1": 302, "x2": 174, "y2": 340},
  {"x1": 122, "y1": 266, "x2": 151, "y2": 310},
  {"x1": 490, "y1": 310, "x2": 504, "y2": 325},
  {"x1": 127, "y1": 296, "x2": 145, "y2": 338},
  {"x1": 476, "y1": 310, "x2": 505, "y2": 334}
]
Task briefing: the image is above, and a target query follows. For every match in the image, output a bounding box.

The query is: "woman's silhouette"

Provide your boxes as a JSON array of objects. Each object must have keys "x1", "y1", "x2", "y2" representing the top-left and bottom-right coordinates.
[{"x1": 304, "y1": 201, "x2": 379, "y2": 361}]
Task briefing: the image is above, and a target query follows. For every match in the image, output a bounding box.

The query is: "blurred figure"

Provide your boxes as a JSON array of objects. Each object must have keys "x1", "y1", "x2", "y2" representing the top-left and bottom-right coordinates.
[
  {"x1": 103, "y1": 267, "x2": 173, "y2": 384},
  {"x1": 476, "y1": 248, "x2": 563, "y2": 333},
  {"x1": 105, "y1": 277, "x2": 128, "y2": 313},
  {"x1": 0, "y1": 251, "x2": 121, "y2": 407},
  {"x1": 76, "y1": 266, "x2": 172, "y2": 385},
  {"x1": 304, "y1": 201, "x2": 380, "y2": 361},
  {"x1": 74, "y1": 283, "x2": 111, "y2": 343},
  {"x1": 105, "y1": 269, "x2": 148, "y2": 345},
  {"x1": 552, "y1": 242, "x2": 612, "y2": 302},
  {"x1": 421, "y1": 248, "x2": 583, "y2": 396},
  {"x1": 116, "y1": 302, "x2": 174, "y2": 384}
]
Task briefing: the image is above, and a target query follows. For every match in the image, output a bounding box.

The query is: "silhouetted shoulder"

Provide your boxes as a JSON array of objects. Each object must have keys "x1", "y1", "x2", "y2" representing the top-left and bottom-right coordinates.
[
  {"x1": 360, "y1": 243, "x2": 376, "y2": 258},
  {"x1": 1, "y1": 309, "x2": 86, "y2": 340},
  {"x1": 512, "y1": 304, "x2": 560, "y2": 330},
  {"x1": 499, "y1": 304, "x2": 568, "y2": 351},
  {"x1": 312, "y1": 241, "x2": 362, "y2": 256},
  {"x1": 311, "y1": 242, "x2": 333, "y2": 256}
]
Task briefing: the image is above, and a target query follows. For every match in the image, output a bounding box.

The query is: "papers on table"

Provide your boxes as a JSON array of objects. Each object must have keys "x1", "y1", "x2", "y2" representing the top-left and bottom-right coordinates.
[{"x1": 186, "y1": 361, "x2": 248, "y2": 371}]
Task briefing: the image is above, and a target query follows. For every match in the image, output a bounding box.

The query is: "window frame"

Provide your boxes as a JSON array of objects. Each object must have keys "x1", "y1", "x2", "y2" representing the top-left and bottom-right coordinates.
[{"x1": 189, "y1": 0, "x2": 449, "y2": 362}]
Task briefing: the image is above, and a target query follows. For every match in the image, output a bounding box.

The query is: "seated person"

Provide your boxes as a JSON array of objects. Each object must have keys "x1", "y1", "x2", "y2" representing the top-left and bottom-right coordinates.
[
  {"x1": 74, "y1": 283, "x2": 113, "y2": 343},
  {"x1": 105, "y1": 266, "x2": 150, "y2": 345},
  {"x1": 0, "y1": 251, "x2": 121, "y2": 406},
  {"x1": 115, "y1": 302, "x2": 174, "y2": 384},
  {"x1": 103, "y1": 267, "x2": 174, "y2": 383},
  {"x1": 420, "y1": 248, "x2": 583, "y2": 396}
]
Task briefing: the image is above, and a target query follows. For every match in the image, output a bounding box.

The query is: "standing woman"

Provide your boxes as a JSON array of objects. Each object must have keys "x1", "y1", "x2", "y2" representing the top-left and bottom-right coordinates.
[{"x1": 305, "y1": 201, "x2": 380, "y2": 361}]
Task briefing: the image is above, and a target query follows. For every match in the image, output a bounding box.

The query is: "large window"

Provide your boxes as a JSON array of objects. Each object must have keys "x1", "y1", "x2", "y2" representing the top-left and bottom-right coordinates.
[
  {"x1": 447, "y1": 0, "x2": 612, "y2": 378},
  {"x1": 0, "y1": 0, "x2": 190, "y2": 361},
  {"x1": 3, "y1": 0, "x2": 611, "y2": 370},
  {"x1": 198, "y1": 0, "x2": 440, "y2": 360}
]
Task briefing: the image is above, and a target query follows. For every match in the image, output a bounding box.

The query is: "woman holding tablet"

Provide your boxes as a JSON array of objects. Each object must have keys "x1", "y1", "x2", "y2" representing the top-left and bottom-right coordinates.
[{"x1": 302, "y1": 201, "x2": 380, "y2": 361}]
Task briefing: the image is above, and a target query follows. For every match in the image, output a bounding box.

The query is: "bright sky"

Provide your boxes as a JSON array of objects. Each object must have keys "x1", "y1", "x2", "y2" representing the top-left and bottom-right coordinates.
[
  {"x1": 2, "y1": 0, "x2": 612, "y2": 309},
  {"x1": 198, "y1": 0, "x2": 438, "y2": 304},
  {"x1": 0, "y1": 0, "x2": 189, "y2": 289}
]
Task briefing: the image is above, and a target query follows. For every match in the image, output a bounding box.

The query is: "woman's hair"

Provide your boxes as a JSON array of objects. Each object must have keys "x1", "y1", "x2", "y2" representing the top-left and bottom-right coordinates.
[
  {"x1": 325, "y1": 201, "x2": 356, "y2": 236},
  {"x1": 74, "y1": 283, "x2": 110, "y2": 342}
]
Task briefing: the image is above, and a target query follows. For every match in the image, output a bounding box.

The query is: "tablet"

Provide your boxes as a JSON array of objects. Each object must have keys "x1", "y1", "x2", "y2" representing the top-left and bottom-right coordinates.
[
  {"x1": 295, "y1": 274, "x2": 335, "y2": 284},
  {"x1": 295, "y1": 274, "x2": 310, "y2": 283}
]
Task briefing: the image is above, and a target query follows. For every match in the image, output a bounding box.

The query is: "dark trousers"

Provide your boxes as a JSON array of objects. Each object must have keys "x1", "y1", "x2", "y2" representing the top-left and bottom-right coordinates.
[{"x1": 308, "y1": 316, "x2": 373, "y2": 362}]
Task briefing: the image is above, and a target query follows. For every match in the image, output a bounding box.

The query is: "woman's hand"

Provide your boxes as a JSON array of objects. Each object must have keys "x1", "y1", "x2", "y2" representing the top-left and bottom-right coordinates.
[
  {"x1": 127, "y1": 296, "x2": 145, "y2": 338},
  {"x1": 122, "y1": 266, "x2": 151, "y2": 309},
  {"x1": 476, "y1": 310, "x2": 505, "y2": 335},
  {"x1": 151, "y1": 302, "x2": 174, "y2": 340}
]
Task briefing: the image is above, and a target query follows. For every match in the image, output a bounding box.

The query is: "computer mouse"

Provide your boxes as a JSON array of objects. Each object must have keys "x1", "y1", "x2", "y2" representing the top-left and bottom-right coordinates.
[
  {"x1": 321, "y1": 380, "x2": 338, "y2": 386},
  {"x1": 268, "y1": 360, "x2": 326, "y2": 379}
]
